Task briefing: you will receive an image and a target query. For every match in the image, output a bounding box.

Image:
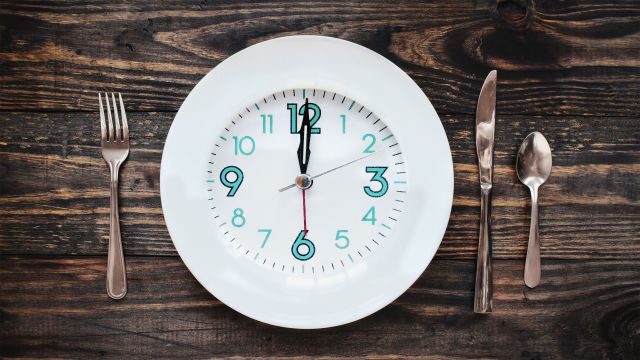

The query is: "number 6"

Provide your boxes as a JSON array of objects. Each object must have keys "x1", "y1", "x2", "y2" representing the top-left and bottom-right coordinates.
[{"x1": 292, "y1": 230, "x2": 315, "y2": 261}]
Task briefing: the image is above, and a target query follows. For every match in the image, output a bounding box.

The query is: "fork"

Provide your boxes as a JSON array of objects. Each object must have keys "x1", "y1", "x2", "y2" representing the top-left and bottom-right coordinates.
[{"x1": 99, "y1": 93, "x2": 130, "y2": 299}]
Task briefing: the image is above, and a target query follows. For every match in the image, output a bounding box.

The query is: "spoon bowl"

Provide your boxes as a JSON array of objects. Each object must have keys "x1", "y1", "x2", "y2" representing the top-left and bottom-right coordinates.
[
  {"x1": 517, "y1": 132, "x2": 552, "y2": 189},
  {"x1": 516, "y1": 131, "x2": 552, "y2": 288}
]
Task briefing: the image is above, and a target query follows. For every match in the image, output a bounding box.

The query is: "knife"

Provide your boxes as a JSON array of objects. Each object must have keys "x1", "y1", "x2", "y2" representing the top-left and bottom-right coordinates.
[{"x1": 474, "y1": 70, "x2": 497, "y2": 313}]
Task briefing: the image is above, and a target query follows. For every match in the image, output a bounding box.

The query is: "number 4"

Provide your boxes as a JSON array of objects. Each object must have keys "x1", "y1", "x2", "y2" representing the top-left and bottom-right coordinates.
[{"x1": 361, "y1": 206, "x2": 376, "y2": 225}]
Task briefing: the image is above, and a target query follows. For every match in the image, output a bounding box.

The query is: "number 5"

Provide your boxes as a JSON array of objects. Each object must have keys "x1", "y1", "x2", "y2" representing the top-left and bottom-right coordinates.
[{"x1": 335, "y1": 229, "x2": 350, "y2": 249}]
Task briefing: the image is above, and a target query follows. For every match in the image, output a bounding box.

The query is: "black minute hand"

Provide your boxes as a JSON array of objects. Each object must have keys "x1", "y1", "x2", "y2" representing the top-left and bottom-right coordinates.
[{"x1": 297, "y1": 98, "x2": 312, "y2": 174}]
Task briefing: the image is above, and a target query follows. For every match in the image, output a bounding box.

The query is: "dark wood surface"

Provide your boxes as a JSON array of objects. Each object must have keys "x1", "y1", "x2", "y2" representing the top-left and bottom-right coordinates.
[
  {"x1": 0, "y1": 0, "x2": 638, "y2": 358},
  {"x1": 2, "y1": 257, "x2": 640, "y2": 358}
]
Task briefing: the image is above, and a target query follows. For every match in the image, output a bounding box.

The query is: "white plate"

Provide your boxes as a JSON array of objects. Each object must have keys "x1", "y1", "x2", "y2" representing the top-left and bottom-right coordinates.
[{"x1": 160, "y1": 35, "x2": 453, "y2": 329}]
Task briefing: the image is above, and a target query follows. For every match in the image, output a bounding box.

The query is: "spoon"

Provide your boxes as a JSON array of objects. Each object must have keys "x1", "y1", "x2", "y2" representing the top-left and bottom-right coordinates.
[{"x1": 516, "y1": 131, "x2": 552, "y2": 288}]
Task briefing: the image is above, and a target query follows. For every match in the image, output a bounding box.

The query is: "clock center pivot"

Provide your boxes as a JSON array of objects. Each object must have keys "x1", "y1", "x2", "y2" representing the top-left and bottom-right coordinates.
[{"x1": 295, "y1": 174, "x2": 313, "y2": 190}]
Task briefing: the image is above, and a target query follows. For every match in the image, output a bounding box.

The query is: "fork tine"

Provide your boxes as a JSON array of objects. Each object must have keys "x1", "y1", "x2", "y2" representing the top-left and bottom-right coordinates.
[
  {"x1": 98, "y1": 93, "x2": 107, "y2": 141},
  {"x1": 111, "y1": 93, "x2": 122, "y2": 141},
  {"x1": 118, "y1": 93, "x2": 129, "y2": 141},
  {"x1": 104, "y1": 92, "x2": 114, "y2": 141}
]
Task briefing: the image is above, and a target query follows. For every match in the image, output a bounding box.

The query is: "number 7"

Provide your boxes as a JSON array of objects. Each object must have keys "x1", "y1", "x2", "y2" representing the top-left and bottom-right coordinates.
[{"x1": 258, "y1": 229, "x2": 272, "y2": 248}]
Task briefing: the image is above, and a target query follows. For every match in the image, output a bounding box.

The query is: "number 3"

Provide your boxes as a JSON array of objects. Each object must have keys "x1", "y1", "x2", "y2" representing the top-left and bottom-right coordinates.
[{"x1": 364, "y1": 166, "x2": 388, "y2": 197}]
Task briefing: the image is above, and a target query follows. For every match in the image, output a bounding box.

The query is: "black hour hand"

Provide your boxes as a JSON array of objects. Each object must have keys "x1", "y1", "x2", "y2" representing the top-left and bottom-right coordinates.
[{"x1": 297, "y1": 98, "x2": 312, "y2": 174}]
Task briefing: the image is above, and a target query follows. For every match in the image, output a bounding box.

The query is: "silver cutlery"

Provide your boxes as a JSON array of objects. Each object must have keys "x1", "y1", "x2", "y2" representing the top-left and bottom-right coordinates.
[
  {"x1": 474, "y1": 70, "x2": 497, "y2": 313},
  {"x1": 99, "y1": 93, "x2": 130, "y2": 299},
  {"x1": 517, "y1": 131, "x2": 552, "y2": 288}
]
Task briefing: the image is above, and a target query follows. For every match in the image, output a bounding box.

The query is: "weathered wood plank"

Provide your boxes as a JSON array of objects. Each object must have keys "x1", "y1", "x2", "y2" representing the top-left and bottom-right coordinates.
[
  {"x1": 1, "y1": 112, "x2": 638, "y2": 258},
  {"x1": 3, "y1": 112, "x2": 639, "y2": 166},
  {"x1": 1, "y1": 256, "x2": 638, "y2": 358},
  {"x1": 0, "y1": 0, "x2": 639, "y2": 115}
]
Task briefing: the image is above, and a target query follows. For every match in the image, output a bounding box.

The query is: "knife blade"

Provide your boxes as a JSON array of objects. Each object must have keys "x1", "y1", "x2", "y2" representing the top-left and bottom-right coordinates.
[
  {"x1": 476, "y1": 70, "x2": 496, "y2": 186},
  {"x1": 474, "y1": 70, "x2": 496, "y2": 313}
]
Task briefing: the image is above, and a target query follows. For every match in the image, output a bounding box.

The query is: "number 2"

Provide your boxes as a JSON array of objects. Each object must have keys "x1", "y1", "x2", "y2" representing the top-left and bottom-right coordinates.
[{"x1": 362, "y1": 133, "x2": 375, "y2": 153}]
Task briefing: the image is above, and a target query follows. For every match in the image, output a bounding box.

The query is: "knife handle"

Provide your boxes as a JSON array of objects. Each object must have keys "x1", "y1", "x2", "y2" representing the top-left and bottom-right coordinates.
[{"x1": 474, "y1": 186, "x2": 493, "y2": 313}]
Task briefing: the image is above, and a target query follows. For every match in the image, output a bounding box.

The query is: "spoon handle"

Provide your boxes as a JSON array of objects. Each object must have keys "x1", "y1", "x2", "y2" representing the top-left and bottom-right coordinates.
[
  {"x1": 474, "y1": 187, "x2": 492, "y2": 313},
  {"x1": 524, "y1": 187, "x2": 541, "y2": 288}
]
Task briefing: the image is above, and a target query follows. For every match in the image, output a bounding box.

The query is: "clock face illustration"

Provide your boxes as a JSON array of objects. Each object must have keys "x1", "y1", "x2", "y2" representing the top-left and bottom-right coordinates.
[
  {"x1": 208, "y1": 88, "x2": 407, "y2": 275},
  {"x1": 161, "y1": 36, "x2": 453, "y2": 329}
]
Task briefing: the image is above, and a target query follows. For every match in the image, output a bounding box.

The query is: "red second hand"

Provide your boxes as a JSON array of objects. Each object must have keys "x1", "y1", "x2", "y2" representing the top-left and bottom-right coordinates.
[{"x1": 302, "y1": 189, "x2": 308, "y2": 233}]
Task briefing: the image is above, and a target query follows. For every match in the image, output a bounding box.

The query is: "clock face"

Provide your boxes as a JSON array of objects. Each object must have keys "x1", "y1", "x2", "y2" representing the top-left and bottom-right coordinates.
[{"x1": 207, "y1": 88, "x2": 407, "y2": 276}]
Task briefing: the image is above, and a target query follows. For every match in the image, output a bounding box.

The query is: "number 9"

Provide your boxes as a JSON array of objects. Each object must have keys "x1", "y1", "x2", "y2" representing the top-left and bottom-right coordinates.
[{"x1": 220, "y1": 166, "x2": 244, "y2": 196}]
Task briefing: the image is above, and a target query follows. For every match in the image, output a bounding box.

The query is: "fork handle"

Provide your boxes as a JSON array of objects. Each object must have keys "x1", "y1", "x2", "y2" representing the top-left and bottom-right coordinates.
[
  {"x1": 474, "y1": 186, "x2": 493, "y2": 313},
  {"x1": 107, "y1": 163, "x2": 127, "y2": 299}
]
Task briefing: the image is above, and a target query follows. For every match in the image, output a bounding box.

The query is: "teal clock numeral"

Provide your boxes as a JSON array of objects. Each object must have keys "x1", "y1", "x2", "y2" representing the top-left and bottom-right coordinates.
[
  {"x1": 220, "y1": 166, "x2": 243, "y2": 196},
  {"x1": 364, "y1": 166, "x2": 389, "y2": 197},
  {"x1": 291, "y1": 230, "x2": 315, "y2": 261},
  {"x1": 361, "y1": 206, "x2": 377, "y2": 225},
  {"x1": 288, "y1": 102, "x2": 321, "y2": 134},
  {"x1": 362, "y1": 133, "x2": 376, "y2": 153},
  {"x1": 233, "y1": 135, "x2": 255, "y2": 155},
  {"x1": 258, "y1": 229, "x2": 272, "y2": 248},
  {"x1": 260, "y1": 114, "x2": 273, "y2": 134},
  {"x1": 231, "y1": 208, "x2": 246, "y2": 227},
  {"x1": 286, "y1": 103, "x2": 297, "y2": 133},
  {"x1": 340, "y1": 114, "x2": 346, "y2": 134},
  {"x1": 335, "y1": 229, "x2": 350, "y2": 249}
]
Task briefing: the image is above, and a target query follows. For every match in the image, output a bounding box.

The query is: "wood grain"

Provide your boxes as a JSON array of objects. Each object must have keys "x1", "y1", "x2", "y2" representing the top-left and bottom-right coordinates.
[
  {"x1": 0, "y1": 0, "x2": 639, "y2": 115},
  {"x1": 1, "y1": 256, "x2": 638, "y2": 359},
  {"x1": 1, "y1": 1, "x2": 639, "y2": 358},
  {"x1": 1, "y1": 112, "x2": 638, "y2": 258}
]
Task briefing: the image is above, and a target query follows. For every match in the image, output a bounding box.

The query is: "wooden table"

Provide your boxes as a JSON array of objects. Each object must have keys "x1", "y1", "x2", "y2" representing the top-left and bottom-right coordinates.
[{"x1": 1, "y1": 1, "x2": 638, "y2": 358}]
